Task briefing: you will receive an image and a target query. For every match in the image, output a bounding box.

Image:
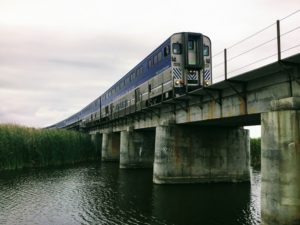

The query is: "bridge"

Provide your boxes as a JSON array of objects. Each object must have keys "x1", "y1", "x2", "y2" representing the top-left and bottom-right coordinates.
[{"x1": 65, "y1": 12, "x2": 299, "y2": 225}]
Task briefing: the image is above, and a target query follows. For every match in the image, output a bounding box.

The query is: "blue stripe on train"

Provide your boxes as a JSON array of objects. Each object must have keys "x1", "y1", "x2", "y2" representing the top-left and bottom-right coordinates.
[
  {"x1": 204, "y1": 69, "x2": 211, "y2": 80},
  {"x1": 173, "y1": 68, "x2": 182, "y2": 79}
]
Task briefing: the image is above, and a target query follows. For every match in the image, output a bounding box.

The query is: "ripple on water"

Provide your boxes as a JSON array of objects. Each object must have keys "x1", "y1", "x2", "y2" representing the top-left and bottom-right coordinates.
[{"x1": 0, "y1": 164, "x2": 261, "y2": 225}]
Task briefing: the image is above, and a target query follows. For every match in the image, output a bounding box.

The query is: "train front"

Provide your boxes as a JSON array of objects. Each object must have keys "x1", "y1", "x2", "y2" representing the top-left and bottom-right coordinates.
[{"x1": 171, "y1": 32, "x2": 212, "y2": 94}]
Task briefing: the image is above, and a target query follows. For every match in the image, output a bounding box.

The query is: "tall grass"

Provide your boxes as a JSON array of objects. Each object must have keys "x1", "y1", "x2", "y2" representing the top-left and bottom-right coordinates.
[{"x1": 0, "y1": 124, "x2": 96, "y2": 171}]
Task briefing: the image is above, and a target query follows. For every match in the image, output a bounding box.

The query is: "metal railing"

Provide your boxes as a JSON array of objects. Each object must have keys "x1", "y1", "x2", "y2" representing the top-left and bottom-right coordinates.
[{"x1": 212, "y1": 10, "x2": 300, "y2": 83}]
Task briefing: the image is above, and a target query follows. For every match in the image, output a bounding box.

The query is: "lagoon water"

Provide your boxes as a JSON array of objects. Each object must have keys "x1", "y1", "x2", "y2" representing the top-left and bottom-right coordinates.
[{"x1": 0, "y1": 163, "x2": 260, "y2": 225}]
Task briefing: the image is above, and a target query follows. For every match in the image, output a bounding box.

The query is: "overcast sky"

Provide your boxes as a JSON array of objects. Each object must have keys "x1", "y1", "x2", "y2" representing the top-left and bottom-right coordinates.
[{"x1": 0, "y1": 0, "x2": 299, "y2": 137}]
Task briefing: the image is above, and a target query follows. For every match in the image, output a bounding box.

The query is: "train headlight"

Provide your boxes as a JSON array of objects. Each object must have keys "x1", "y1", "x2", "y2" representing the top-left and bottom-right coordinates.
[
  {"x1": 189, "y1": 70, "x2": 196, "y2": 75},
  {"x1": 175, "y1": 80, "x2": 184, "y2": 86}
]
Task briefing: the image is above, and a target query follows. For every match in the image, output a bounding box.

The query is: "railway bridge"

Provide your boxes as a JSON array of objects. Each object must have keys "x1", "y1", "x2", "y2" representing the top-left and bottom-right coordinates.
[
  {"x1": 82, "y1": 52, "x2": 300, "y2": 225},
  {"x1": 63, "y1": 15, "x2": 300, "y2": 225}
]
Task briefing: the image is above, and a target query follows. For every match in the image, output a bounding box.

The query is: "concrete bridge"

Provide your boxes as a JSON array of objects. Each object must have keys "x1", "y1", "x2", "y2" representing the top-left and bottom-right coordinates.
[
  {"x1": 85, "y1": 52, "x2": 300, "y2": 225},
  {"x1": 68, "y1": 16, "x2": 300, "y2": 225}
]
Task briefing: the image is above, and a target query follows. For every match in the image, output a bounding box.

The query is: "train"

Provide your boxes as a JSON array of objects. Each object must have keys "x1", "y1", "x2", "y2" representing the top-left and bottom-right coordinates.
[{"x1": 49, "y1": 32, "x2": 212, "y2": 129}]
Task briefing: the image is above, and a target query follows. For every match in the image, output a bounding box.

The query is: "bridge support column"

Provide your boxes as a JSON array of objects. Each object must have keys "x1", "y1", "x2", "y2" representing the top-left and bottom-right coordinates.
[
  {"x1": 153, "y1": 121, "x2": 250, "y2": 184},
  {"x1": 101, "y1": 132, "x2": 120, "y2": 162},
  {"x1": 261, "y1": 97, "x2": 300, "y2": 225},
  {"x1": 120, "y1": 128, "x2": 155, "y2": 168}
]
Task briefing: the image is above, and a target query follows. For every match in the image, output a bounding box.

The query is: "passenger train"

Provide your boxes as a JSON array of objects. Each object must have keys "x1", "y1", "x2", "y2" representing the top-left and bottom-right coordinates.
[{"x1": 50, "y1": 32, "x2": 212, "y2": 129}]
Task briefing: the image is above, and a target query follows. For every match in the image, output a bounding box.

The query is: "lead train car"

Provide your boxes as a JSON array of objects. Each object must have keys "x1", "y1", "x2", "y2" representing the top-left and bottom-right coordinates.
[{"x1": 50, "y1": 32, "x2": 212, "y2": 129}]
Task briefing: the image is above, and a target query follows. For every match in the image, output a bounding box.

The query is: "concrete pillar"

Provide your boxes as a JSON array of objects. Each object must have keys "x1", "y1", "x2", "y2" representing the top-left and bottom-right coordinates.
[
  {"x1": 91, "y1": 132, "x2": 102, "y2": 159},
  {"x1": 101, "y1": 132, "x2": 120, "y2": 162},
  {"x1": 120, "y1": 127, "x2": 155, "y2": 168},
  {"x1": 153, "y1": 121, "x2": 250, "y2": 184},
  {"x1": 261, "y1": 97, "x2": 300, "y2": 225}
]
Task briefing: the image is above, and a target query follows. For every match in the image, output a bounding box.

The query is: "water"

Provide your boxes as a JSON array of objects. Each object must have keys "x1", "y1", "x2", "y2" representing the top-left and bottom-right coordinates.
[{"x1": 0, "y1": 163, "x2": 261, "y2": 225}]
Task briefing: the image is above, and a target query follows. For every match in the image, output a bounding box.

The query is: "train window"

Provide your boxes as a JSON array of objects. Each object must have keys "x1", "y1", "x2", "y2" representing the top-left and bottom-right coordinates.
[
  {"x1": 172, "y1": 43, "x2": 182, "y2": 54},
  {"x1": 158, "y1": 52, "x2": 162, "y2": 62},
  {"x1": 148, "y1": 59, "x2": 152, "y2": 68},
  {"x1": 188, "y1": 41, "x2": 194, "y2": 50},
  {"x1": 164, "y1": 45, "x2": 170, "y2": 56},
  {"x1": 137, "y1": 67, "x2": 143, "y2": 76},
  {"x1": 154, "y1": 55, "x2": 158, "y2": 64},
  {"x1": 203, "y1": 45, "x2": 209, "y2": 56},
  {"x1": 130, "y1": 72, "x2": 136, "y2": 80}
]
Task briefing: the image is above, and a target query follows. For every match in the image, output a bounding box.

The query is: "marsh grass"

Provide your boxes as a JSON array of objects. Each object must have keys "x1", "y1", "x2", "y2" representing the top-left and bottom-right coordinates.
[{"x1": 0, "y1": 124, "x2": 96, "y2": 171}]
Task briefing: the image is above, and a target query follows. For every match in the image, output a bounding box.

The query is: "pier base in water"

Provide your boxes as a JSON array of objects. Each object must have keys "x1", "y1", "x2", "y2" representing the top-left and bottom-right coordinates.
[
  {"x1": 261, "y1": 97, "x2": 300, "y2": 225},
  {"x1": 120, "y1": 128, "x2": 155, "y2": 169},
  {"x1": 153, "y1": 121, "x2": 250, "y2": 184},
  {"x1": 101, "y1": 132, "x2": 120, "y2": 162}
]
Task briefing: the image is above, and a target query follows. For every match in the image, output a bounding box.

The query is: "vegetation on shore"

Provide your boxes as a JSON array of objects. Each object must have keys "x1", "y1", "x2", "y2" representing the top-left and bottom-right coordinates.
[
  {"x1": 250, "y1": 138, "x2": 261, "y2": 170},
  {"x1": 0, "y1": 123, "x2": 262, "y2": 171},
  {"x1": 0, "y1": 124, "x2": 97, "y2": 171}
]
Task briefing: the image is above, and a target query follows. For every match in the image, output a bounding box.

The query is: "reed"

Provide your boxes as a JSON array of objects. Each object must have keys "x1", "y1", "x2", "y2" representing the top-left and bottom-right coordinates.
[{"x1": 0, "y1": 124, "x2": 96, "y2": 171}]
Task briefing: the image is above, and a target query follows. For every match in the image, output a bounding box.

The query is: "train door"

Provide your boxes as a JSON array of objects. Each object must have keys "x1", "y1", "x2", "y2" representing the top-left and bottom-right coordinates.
[
  {"x1": 109, "y1": 103, "x2": 114, "y2": 119},
  {"x1": 105, "y1": 106, "x2": 109, "y2": 116},
  {"x1": 171, "y1": 33, "x2": 184, "y2": 95},
  {"x1": 184, "y1": 33, "x2": 204, "y2": 88},
  {"x1": 203, "y1": 36, "x2": 212, "y2": 86},
  {"x1": 187, "y1": 39, "x2": 197, "y2": 66}
]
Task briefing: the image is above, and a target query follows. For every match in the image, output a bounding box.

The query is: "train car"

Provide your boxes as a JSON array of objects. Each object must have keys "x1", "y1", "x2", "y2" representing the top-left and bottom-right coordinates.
[{"x1": 49, "y1": 32, "x2": 211, "y2": 129}]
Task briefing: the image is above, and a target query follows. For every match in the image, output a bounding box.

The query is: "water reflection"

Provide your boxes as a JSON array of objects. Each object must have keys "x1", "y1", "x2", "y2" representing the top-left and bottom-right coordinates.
[
  {"x1": 153, "y1": 183, "x2": 251, "y2": 225},
  {"x1": 0, "y1": 163, "x2": 261, "y2": 225}
]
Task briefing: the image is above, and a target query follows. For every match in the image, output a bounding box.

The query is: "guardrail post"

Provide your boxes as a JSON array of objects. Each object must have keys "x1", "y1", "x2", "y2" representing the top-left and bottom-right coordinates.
[
  {"x1": 277, "y1": 20, "x2": 281, "y2": 61},
  {"x1": 99, "y1": 98, "x2": 102, "y2": 121},
  {"x1": 224, "y1": 48, "x2": 228, "y2": 80}
]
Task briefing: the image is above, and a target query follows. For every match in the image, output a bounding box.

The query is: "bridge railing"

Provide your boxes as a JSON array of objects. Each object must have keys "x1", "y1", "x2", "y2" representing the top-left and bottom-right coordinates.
[{"x1": 212, "y1": 10, "x2": 300, "y2": 83}]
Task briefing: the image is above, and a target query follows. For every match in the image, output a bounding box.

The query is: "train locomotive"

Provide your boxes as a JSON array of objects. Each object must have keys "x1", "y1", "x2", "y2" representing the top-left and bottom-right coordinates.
[{"x1": 50, "y1": 32, "x2": 212, "y2": 129}]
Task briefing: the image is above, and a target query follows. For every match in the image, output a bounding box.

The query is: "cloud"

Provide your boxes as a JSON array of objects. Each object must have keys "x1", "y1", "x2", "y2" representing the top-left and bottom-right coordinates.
[
  {"x1": 0, "y1": 27, "x2": 155, "y2": 127},
  {"x1": 0, "y1": 0, "x2": 299, "y2": 129}
]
